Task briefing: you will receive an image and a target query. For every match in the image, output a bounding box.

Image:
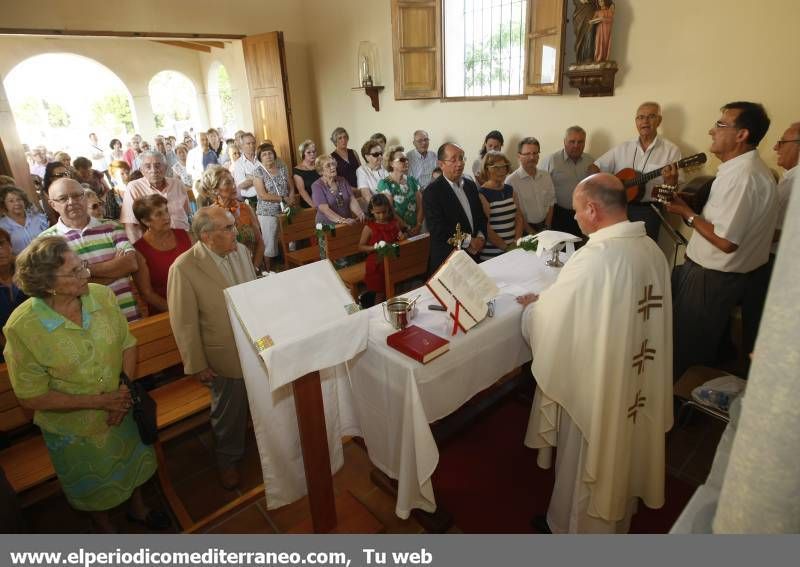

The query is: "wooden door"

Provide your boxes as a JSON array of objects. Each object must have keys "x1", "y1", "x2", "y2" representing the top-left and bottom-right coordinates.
[
  {"x1": 391, "y1": 0, "x2": 442, "y2": 100},
  {"x1": 1, "y1": 81, "x2": 37, "y2": 204},
  {"x1": 242, "y1": 32, "x2": 295, "y2": 166}
]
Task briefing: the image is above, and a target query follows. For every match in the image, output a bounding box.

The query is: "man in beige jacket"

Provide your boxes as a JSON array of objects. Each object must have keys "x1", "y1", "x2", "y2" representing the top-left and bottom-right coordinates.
[{"x1": 168, "y1": 206, "x2": 257, "y2": 489}]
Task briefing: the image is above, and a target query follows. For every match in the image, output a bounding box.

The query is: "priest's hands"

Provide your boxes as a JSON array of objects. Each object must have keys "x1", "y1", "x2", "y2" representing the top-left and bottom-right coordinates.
[{"x1": 516, "y1": 293, "x2": 539, "y2": 307}]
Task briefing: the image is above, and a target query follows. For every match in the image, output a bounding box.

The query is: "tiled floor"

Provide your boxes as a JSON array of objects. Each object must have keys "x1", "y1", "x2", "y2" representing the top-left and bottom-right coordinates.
[{"x1": 15, "y1": 402, "x2": 724, "y2": 534}]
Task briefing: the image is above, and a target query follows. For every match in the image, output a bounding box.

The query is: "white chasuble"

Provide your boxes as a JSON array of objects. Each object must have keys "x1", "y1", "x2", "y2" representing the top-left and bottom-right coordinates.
[{"x1": 523, "y1": 220, "x2": 673, "y2": 526}]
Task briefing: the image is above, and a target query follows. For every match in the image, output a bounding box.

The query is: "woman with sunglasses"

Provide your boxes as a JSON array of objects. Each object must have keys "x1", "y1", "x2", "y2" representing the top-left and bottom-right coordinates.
[
  {"x1": 0, "y1": 186, "x2": 49, "y2": 254},
  {"x1": 356, "y1": 140, "x2": 389, "y2": 206},
  {"x1": 376, "y1": 145, "x2": 423, "y2": 236}
]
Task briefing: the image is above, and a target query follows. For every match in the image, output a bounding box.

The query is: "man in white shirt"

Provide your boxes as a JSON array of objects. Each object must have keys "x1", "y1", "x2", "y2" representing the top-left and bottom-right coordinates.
[
  {"x1": 541, "y1": 126, "x2": 594, "y2": 237},
  {"x1": 505, "y1": 137, "x2": 555, "y2": 232},
  {"x1": 519, "y1": 173, "x2": 672, "y2": 533},
  {"x1": 88, "y1": 132, "x2": 108, "y2": 174},
  {"x1": 772, "y1": 121, "x2": 799, "y2": 252},
  {"x1": 667, "y1": 102, "x2": 778, "y2": 378},
  {"x1": 406, "y1": 130, "x2": 438, "y2": 188},
  {"x1": 591, "y1": 102, "x2": 680, "y2": 241},
  {"x1": 120, "y1": 151, "x2": 191, "y2": 243},
  {"x1": 231, "y1": 133, "x2": 264, "y2": 210}
]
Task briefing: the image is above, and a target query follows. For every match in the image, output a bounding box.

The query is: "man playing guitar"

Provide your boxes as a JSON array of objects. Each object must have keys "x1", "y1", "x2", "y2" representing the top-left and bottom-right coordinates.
[{"x1": 589, "y1": 101, "x2": 681, "y2": 241}]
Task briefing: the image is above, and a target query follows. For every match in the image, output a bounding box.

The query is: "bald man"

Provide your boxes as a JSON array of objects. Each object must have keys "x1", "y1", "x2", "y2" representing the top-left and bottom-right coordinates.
[
  {"x1": 39, "y1": 177, "x2": 140, "y2": 321},
  {"x1": 519, "y1": 173, "x2": 673, "y2": 533}
]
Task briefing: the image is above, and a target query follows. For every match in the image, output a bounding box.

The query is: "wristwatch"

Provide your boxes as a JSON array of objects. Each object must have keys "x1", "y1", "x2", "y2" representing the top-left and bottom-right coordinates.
[{"x1": 686, "y1": 215, "x2": 696, "y2": 227}]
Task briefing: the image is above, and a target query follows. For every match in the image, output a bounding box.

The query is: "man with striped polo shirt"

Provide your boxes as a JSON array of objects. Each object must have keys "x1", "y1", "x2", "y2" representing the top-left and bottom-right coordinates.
[{"x1": 40, "y1": 178, "x2": 140, "y2": 321}]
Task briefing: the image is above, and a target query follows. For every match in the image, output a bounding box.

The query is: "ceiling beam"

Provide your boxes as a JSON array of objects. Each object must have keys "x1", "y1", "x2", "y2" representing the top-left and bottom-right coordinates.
[
  {"x1": 0, "y1": 28, "x2": 245, "y2": 40},
  {"x1": 193, "y1": 41, "x2": 225, "y2": 49},
  {"x1": 153, "y1": 40, "x2": 211, "y2": 53}
]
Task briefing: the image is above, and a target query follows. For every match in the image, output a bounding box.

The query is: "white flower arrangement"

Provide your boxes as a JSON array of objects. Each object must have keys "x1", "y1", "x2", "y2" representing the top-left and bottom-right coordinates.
[{"x1": 373, "y1": 240, "x2": 400, "y2": 259}]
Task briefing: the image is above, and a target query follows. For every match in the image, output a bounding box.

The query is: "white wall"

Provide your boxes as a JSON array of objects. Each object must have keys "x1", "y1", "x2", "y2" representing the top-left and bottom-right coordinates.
[{"x1": 302, "y1": 0, "x2": 800, "y2": 178}]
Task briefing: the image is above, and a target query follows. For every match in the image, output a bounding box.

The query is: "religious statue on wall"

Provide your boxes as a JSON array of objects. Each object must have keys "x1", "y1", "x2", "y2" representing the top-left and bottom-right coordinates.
[
  {"x1": 573, "y1": 0, "x2": 615, "y2": 63},
  {"x1": 591, "y1": 0, "x2": 615, "y2": 62},
  {"x1": 567, "y1": 0, "x2": 618, "y2": 96}
]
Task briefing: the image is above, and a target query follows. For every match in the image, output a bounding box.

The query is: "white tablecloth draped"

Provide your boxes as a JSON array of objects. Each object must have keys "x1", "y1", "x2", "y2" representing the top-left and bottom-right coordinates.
[
  {"x1": 225, "y1": 260, "x2": 368, "y2": 508},
  {"x1": 347, "y1": 249, "x2": 564, "y2": 518}
]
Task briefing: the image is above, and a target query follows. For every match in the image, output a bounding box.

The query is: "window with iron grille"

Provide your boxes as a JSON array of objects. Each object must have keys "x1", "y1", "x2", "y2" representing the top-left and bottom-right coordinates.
[{"x1": 444, "y1": 0, "x2": 528, "y2": 97}]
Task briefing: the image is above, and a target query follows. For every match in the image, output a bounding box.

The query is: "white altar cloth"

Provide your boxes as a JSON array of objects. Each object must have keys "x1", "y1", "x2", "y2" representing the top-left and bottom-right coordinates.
[
  {"x1": 225, "y1": 260, "x2": 368, "y2": 508},
  {"x1": 346, "y1": 249, "x2": 564, "y2": 518}
]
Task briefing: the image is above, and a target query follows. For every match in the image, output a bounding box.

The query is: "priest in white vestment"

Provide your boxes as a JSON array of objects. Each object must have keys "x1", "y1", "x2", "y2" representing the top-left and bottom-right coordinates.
[{"x1": 518, "y1": 173, "x2": 673, "y2": 533}]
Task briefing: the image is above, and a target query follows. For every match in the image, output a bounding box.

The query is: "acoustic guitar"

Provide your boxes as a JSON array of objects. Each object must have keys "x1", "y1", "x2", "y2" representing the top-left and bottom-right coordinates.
[
  {"x1": 617, "y1": 152, "x2": 707, "y2": 203},
  {"x1": 651, "y1": 175, "x2": 715, "y2": 217}
]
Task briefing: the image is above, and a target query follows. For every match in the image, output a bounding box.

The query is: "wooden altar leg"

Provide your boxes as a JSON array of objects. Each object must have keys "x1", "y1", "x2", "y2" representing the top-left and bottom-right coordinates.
[{"x1": 290, "y1": 370, "x2": 383, "y2": 534}]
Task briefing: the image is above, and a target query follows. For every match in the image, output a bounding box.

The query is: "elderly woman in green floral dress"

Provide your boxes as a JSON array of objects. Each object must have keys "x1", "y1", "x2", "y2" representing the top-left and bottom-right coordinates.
[
  {"x1": 3, "y1": 236, "x2": 167, "y2": 532},
  {"x1": 377, "y1": 145, "x2": 424, "y2": 236}
]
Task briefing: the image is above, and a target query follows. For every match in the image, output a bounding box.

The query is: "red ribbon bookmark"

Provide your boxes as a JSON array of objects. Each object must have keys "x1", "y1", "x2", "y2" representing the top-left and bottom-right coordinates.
[{"x1": 451, "y1": 299, "x2": 461, "y2": 336}]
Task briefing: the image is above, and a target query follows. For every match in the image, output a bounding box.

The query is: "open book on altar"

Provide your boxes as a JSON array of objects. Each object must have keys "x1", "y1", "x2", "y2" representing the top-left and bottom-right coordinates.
[{"x1": 426, "y1": 249, "x2": 499, "y2": 333}]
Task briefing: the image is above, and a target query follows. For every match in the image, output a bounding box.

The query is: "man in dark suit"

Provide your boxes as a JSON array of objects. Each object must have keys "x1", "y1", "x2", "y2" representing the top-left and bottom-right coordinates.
[{"x1": 423, "y1": 143, "x2": 487, "y2": 273}]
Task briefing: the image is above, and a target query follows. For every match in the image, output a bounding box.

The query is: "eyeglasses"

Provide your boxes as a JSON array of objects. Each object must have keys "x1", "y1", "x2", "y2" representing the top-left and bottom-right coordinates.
[
  {"x1": 393, "y1": 156, "x2": 408, "y2": 163},
  {"x1": 714, "y1": 120, "x2": 739, "y2": 129},
  {"x1": 441, "y1": 156, "x2": 465, "y2": 163},
  {"x1": 488, "y1": 164, "x2": 509, "y2": 170},
  {"x1": 53, "y1": 171, "x2": 72, "y2": 179},
  {"x1": 50, "y1": 192, "x2": 86, "y2": 205},
  {"x1": 414, "y1": 138, "x2": 430, "y2": 143},
  {"x1": 636, "y1": 114, "x2": 659, "y2": 121},
  {"x1": 54, "y1": 260, "x2": 91, "y2": 280},
  {"x1": 776, "y1": 139, "x2": 800, "y2": 146},
  {"x1": 370, "y1": 152, "x2": 383, "y2": 158},
  {"x1": 519, "y1": 152, "x2": 540, "y2": 157}
]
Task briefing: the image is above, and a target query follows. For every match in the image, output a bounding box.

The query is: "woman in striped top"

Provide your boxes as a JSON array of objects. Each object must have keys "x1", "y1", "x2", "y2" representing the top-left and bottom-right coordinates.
[{"x1": 477, "y1": 152, "x2": 524, "y2": 261}]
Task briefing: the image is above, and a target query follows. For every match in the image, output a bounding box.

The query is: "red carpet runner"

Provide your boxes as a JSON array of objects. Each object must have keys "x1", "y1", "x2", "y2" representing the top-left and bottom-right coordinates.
[{"x1": 432, "y1": 396, "x2": 696, "y2": 533}]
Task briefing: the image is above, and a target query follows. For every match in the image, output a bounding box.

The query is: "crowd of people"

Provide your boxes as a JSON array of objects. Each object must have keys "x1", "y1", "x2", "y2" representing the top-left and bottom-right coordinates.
[{"x1": 1, "y1": 99, "x2": 795, "y2": 533}]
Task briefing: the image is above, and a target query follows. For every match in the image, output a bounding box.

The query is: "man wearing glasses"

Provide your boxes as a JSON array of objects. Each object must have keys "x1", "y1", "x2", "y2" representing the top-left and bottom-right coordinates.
[
  {"x1": 168, "y1": 207, "x2": 257, "y2": 490},
  {"x1": 666, "y1": 102, "x2": 778, "y2": 379},
  {"x1": 406, "y1": 130, "x2": 437, "y2": 187},
  {"x1": 424, "y1": 143, "x2": 487, "y2": 273},
  {"x1": 506, "y1": 137, "x2": 556, "y2": 234},
  {"x1": 39, "y1": 178, "x2": 140, "y2": 322},
  {"x1": 590, "y1": 102, "x2": 681, "y2": 241}
]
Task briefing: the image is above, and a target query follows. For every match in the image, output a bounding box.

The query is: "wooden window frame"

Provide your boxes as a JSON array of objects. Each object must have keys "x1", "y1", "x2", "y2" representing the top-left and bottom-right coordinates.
[{"x1": 391, "y1": 0, "x2": 566, "y2": 101}]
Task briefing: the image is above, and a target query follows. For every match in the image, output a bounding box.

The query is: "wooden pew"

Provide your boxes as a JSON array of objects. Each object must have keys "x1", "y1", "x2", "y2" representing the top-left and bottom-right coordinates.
[
  {"x1": 383, "y1": 234, "x2": 431, "y2": 298},
  {"x1": 0, "y1": 363, "x2": 56, "y2": 505},
  {"x1": 323, "y1": 222, "x2": 366, "y2": 301},
  {"x1": 278, "y1": 208, "x2": 320, "y2": 268}
]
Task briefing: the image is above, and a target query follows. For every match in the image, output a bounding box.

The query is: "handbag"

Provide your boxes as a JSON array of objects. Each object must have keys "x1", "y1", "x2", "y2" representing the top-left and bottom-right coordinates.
[{"x1": 119, "y1": 372, "x2": 158, "y2": 445}]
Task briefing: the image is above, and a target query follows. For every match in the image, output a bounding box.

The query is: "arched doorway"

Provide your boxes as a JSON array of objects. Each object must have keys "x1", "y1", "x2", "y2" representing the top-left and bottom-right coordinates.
[
  {"x1": 148, "y1": 70, "x2": 200, "y2": 138},
  {"x1": 208, "y1": 62, "x2": 236, "y2": 135},
  {"x1": 3, "y1": 53, "x2": 137, "y2": 158}
]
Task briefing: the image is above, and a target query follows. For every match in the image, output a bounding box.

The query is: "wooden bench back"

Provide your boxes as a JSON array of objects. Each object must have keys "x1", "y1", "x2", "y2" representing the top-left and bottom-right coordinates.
[
  {"x1": 0, "y1": 314, "x2": 181, "y2": 434},
  {"x1": 324, "y1": 222, "x2": 364, "y2": 262},
  {"x1": 383, "y1": 234, "x2": 431, "y2": 298},
  {"x1": 279, "y1": 208, "x2": 318, "y2": 243},
  {"x1": 0, "y1": 363, "x2": 32, "y2": 433},
  {"x1": 128, "y1": 312, "x2": 183, "y2": 379}
]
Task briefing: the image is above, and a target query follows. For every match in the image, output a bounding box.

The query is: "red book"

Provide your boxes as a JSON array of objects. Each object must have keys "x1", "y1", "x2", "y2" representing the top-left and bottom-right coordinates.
[{"x1": 387, "y1": 325, "x2": 450, "y2": 364}]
